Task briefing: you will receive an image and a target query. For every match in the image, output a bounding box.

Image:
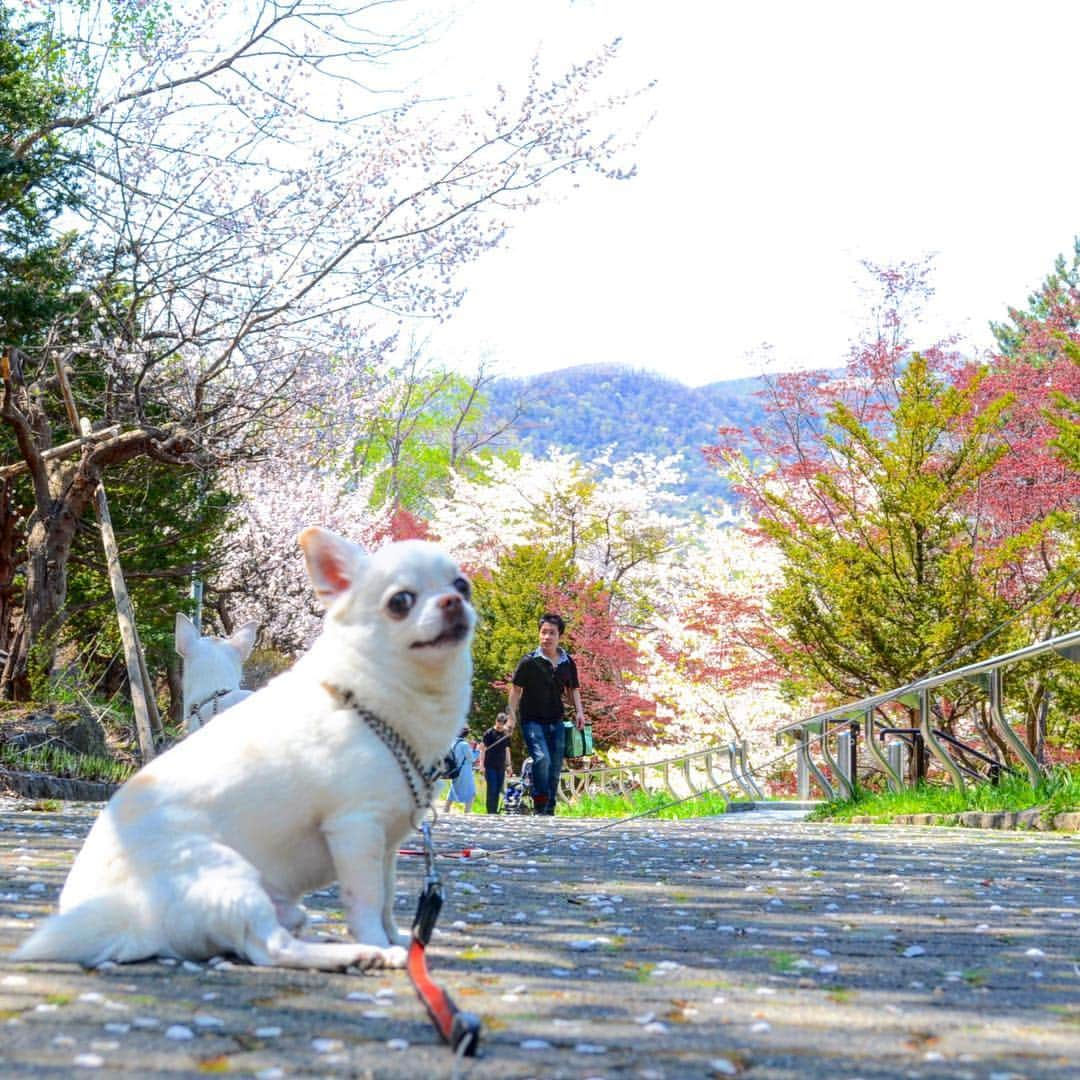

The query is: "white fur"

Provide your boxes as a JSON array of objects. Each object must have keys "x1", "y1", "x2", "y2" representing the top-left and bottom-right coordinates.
[
  {"x1": 16, "y1": 529, "x2": 475, "y2": 972},
  {"x1": 175, "y1": 613, "x2": 258, "y2": 732}
]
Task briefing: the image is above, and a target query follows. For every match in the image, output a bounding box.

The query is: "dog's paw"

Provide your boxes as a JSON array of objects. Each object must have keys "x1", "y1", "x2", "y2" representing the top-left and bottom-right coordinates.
[
  {"x1": 348, "y1": 944, "x2": 407, "y2": 972},
  {"x1": 381, "y1": 945, "x2": 407, "y2": 969}
]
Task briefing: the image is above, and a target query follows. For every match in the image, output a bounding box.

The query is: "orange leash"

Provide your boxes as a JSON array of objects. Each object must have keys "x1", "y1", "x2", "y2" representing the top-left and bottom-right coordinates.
[{"x1": 405, "y1": 821, "x2": 482, "y2": 1057}]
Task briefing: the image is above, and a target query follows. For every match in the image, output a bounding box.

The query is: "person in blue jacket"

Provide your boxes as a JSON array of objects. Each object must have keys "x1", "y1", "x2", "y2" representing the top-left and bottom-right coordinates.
[{"x1": 442, "y1": 726, "x2": 479, "y2": 814}]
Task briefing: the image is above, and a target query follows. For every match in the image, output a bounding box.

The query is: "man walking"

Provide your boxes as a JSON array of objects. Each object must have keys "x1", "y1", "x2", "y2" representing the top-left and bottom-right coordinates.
[{"x1": 508, "y1": 613, "x2": 585, "y2": 815}]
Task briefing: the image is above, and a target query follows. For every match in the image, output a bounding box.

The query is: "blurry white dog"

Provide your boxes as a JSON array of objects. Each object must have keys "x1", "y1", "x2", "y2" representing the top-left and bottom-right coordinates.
[
  {"x1": 174, "y1": 612, "x2": 258, "y2": 732},
  {"x1": 17, "y1": 528, "x2": 475, "y2": 971}
]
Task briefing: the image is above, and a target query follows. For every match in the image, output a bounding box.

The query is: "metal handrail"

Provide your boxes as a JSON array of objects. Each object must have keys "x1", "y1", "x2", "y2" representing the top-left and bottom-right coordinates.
[
  {"x1": 558, "y1": 743, "x2": 750, "y2": 804},
  {"x1": 930, "y1": 728, "x2": 1019, "y2": 781},
  {"x1": 776, "y1": 628, "x2": 1080, "y2": 738},
  {"x1": 774, "y1": 627, "x2": 1080, "y2": 796}
]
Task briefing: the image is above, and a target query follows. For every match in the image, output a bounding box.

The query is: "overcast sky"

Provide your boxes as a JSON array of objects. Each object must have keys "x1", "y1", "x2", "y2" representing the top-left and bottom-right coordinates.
[{"x1": 409, "y1": 0, "x2": 1080, "y2": 386}]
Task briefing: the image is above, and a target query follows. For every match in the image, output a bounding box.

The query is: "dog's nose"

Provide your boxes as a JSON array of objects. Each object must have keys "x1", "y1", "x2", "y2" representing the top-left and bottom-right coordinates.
[{"x1": 438, "y1": 593, "x2": 463, "y2": 612}]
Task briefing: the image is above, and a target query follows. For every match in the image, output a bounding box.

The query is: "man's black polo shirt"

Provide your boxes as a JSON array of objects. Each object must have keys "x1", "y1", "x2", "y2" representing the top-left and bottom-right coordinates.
[{"x1": 512, "y1": 648, "x2": 579, "y2": 724}]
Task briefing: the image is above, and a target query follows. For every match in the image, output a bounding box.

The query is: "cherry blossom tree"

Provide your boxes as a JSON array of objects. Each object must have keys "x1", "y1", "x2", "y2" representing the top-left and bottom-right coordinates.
[
  {"x1": 214, "y1": 459, "x2": 389, "y2": 655},
  {"x1": 637, "y1": 515, "x2": 790, "y2": 764},
  {"x1": 0, "y1": 0, "x2": 641, "y2": 696},
  {"x1": 960, "y1": 245, "x2": 1080, "y2": 754},
  {"x1": 962, "y1": 243, "x2": 1080, "y2": 626},
  {"x1": 429, "y1": 447, "x2": 687, "y2": 613}
]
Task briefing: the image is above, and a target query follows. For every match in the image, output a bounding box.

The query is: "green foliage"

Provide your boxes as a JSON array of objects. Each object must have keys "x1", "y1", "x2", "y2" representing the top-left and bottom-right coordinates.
[
  {"x1": 470, "y1": 544, "x2": 578, "y2": 724},
  {"x1": 991, "y1": 239, "x2": 1080, "y2": 359},
  {"x1": 0, "y1": 740, "x2": 134, "y2": 785},
  {"x1": 0, "y1": 9, "x2": 77, "y2": 231},
  {"x1": 806, "y1": 766, "x2": 1080, "y2": 822},
  {"x1": 558, "y1": 788, "x2": 730, "y2": 819},
  {"x1": 760, "y1": 356, "x2": 1014, "y2": 701},
  {"x1": 347, "y1": 368, "x2": 513, "y2": 514},
  {"x1": 61, "y1": 464, "x2": 237, "y2": 696},
  {"x1": 0, "y1": 8, "x2": 83, "y2": 346}
]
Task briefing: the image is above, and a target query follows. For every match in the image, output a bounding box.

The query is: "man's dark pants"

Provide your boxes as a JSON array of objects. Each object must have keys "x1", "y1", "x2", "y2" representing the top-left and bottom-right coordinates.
[
  {"x1": 522, "y1": 719, "x2": 565, "y2": 814},
  {"x1": 484, "y1": 766, "x2": 506, "y2": 814}
]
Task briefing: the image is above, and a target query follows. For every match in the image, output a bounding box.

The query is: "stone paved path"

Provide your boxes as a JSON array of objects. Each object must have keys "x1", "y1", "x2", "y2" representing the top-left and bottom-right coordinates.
[{"x1": 1, "y1": 802, "x2": 1077, "y2": 1078}]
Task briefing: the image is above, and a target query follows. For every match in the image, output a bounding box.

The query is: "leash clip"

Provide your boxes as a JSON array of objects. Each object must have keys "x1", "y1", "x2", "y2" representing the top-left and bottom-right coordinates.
[
  {"x1": 420, "y1": 818, "x2": 438, "y2": 885},
  {"x1": 412, "y1": 879, "x2": 444, "y2": 947}
]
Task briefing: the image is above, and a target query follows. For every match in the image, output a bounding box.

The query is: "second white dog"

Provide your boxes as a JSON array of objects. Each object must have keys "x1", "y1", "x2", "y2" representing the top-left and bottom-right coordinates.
[
  {"x1": 175, "y1": 612, "x2": 258, "y2": 732},
  {"x1": 17, "y1": 527, "x2": 475, "y2": 971}
]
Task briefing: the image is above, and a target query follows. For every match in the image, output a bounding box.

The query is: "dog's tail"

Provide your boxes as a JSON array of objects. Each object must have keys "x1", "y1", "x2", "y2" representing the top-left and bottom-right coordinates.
[{"x1": 15, "y1": 894, "x2": 145, "y2": 967}]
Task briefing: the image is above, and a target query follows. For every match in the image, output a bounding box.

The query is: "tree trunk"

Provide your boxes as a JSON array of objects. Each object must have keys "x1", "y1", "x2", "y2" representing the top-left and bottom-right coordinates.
[
  {"x1": 1, "y1": 476, "x2": 93, "y2": 700},
  {"x1": 165, "y1": 652, "x2": 183, "y2": 729},
  {"x1": 1032, "y1": 688, "x2": 1049, "y2": 766},
  {"x1": 1023, "y1": 683, "x2": 1049, "y2": 765},
  {"x1": 975, "y1": 700, "x2": 1009, "y2": 762},
  {"x1": 0, "y1": 480, "x2": 21, "y2": 657}
]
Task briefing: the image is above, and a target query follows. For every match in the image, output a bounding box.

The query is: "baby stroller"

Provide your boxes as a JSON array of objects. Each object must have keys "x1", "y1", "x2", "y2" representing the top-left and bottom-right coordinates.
[{"x1": 503, "y1": 757, "x2": 534, "y2": 814}]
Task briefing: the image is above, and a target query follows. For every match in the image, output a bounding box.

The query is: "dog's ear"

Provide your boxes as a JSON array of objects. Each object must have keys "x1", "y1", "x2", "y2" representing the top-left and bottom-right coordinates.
[
  {"x1": 228, "y1": 621, "x2": 258, "y2": 661},
  {"x1": 175, "y1": 612, "x2": 198, "y2": 657},
  {"x1": 298, "y1": 527, "x2": 366, "y2": 608}
]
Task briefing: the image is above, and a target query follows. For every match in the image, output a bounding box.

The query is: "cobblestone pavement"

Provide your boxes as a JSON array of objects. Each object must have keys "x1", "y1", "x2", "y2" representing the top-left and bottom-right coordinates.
[{"x1": 1, "y1": 801, "x2": 1078, "y2": 1079}]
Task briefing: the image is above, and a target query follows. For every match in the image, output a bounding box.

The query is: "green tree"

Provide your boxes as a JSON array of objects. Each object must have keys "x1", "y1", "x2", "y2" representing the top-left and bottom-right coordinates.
[
  {"x1": 469, "y1": 544, "x2": 577, "y2": 725},
  {"x1": 752, "y1": 356, "x2": 1012, "y2": 704},
  {"x1": 61, "y1": 464, "x2": 236, "y2": 726},
  {"x1": 991, "y1": 239, "x2": 1080, "y2": 360},
  {"x1": 345, "y1": 360, "x2": 520, "y2": 515},
  {"x1": 0, "y1": 6, "x2": 79, "y2": 342}
]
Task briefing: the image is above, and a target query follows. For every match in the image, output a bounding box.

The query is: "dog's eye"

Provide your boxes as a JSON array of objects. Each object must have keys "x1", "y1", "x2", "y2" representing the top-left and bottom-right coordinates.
[
  {"x1": 452, "y1": 577, "x2": 471, "y2": 601},
  {"x1": 386, "y1": 591, "x2": 417, "y2": 619}
]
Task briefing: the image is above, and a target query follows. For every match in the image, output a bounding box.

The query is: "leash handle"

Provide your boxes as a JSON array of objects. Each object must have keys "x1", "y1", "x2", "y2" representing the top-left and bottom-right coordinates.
[
  {"x1": 407, "y1": 884, "x2": 481, "y2": 1057},
  {"x1": 407, "y1": 937, "x2": 481, "y2": 1056}
]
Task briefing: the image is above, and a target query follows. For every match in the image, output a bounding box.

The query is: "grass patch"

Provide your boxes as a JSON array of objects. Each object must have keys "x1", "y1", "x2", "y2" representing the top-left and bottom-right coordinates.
[
  {"x1": 1046, "y1": 1005, "x2": 1080, "y2": 1026},
  {"x1": 0, "y1": 742, "x2": 133, "y2": 784},
  {"x1": 806, "y1": 765, "x2": 1080, "y2": 823},
  {"x1": 558, "y1": 788, "x2": 731, "y2": 819},
  {"x1": 764, "y1": 950, "x2": 799, "y2": 973}
]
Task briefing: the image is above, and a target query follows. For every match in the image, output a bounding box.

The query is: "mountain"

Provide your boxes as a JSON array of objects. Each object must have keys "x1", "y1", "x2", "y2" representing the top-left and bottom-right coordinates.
[{"x1": 484, "y1": 364, "x2": 770, "y2": 512}]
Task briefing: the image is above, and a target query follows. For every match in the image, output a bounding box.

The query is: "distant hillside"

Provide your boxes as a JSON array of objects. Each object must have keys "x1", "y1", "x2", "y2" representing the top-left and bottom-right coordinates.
[{"x1": 485, "y1": 364, "x2": 770, "y2": 511}]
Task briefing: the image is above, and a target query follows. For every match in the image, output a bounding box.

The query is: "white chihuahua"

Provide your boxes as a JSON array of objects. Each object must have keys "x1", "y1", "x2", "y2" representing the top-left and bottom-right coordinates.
[
  {"x1": 17, "y1": 528, "x2": 475, "y2": 971},
  {"x1": 175, "y1": 612, "x2": 258, "y2": 732}
]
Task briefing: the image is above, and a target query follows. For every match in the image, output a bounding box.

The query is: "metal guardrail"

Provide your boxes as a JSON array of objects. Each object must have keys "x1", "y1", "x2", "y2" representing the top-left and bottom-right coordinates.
[
  {"x1": 558, "y1": 741, "x2": 761, "y2": 805},
  {"x1": 775, "y1": 628, "x2": 1080, "y2": 796}
]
